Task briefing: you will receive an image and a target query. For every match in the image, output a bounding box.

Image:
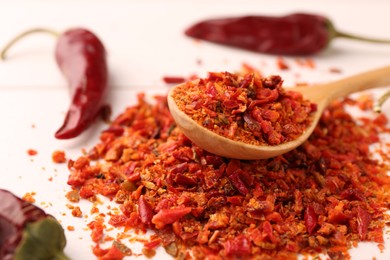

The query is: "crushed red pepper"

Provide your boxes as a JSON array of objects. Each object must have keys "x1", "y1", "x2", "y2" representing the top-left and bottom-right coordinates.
[
  {"x1": 171, "y1": 72, "x2": 316, "y2": 145},
  {"x1": 52, "y1": 150, "x2": 67, "y2": 163},
  {"x1": 27, "y1": 149, "x2": 38, "y2": 156},
  {"x1": 277, "y1": 57, "x2": 290, "y2": 70},
  {"x1": 66, "y1": 91, "x2": 390, "y2": 259}
]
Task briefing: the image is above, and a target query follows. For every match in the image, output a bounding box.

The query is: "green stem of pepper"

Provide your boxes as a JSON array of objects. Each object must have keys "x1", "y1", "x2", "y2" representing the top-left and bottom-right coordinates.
[
  {"x1": 374, "y1": 89, "x2": 390, "y2": 113},
  {"x1": 326, "y1": 19, "x2": 390, "y2": 44},
  {"x1": 335, "y1": 31, "x2": 390, "y2": 44},
  {"x1": 0, "y1": 28, "x2": 60, "y2": 60},
  {"x1": 13, "y1": 217, "x2": 70, "y2": 260},
  {"x1": 325, "y1": 20, "x2": 390, "y2": 112}
]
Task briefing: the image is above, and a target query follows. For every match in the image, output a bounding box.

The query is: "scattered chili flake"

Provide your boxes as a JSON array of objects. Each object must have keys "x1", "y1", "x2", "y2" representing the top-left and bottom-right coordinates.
[
  {"x1": 22, "y1": 192, "x2": 36, "y2": 203},
  {"x1": 276, "y1": 56, "x2": 289, "y2": 70},
  {"x1": 104, "y1": 235, "x2": 115, "y2": 242},
  {"x1": 91, "y1": 206, "x2": 100, "y2": 214},
  {"x1": 88, "y1": 217, "x2": 105, "y2": 243},
  {"x1": 27, "y1": 149, "x2": 38, "y2": 156},
  {"x1": 66, "y1": 189, "x2": 80, "y2": 203},
  {"x1": 142, "y1": 247, "x2": 156, "y2": 258},
  {"x1": 172, "y1": 72, "x2": 315, "y2": 145},
  {"x1": 52, "y1": 150, "x2": 67, "y2": 163},
  {"x1": 241, "y1": 62, "x2": 262, "y2": 77},
  {"x1": 72, "y1": 206, "x2": 83, "y2": 217},
  {"x1": 354, "y1": 94, "x2": 374, "y2": 111},
  {"x1": 112, "y1": 240, "x2": 133, "y2": 256},
  {"x1": 378, "y1": 243, "x2": 385, "y2": 253},
  {"x1": 329, "y1": 67, "x2": 342, "y2": 74},
  {"x1": 100, "y1": 104, "x2": 112, "y2": 123},
  {"x1": 93, "y1": 243, "x2": 126, "y2": 259},
  {"x1": 295, "y1": 82, "x2": 309, "y2": 87},
  {"x1": 162, "y1": 76, "x2": 186, "y2": 84},
  {"x1": 66, "y1": 204, "x2": 74, "y2": 210},
  {"x1": 295, "y1": 58, "x2": 316, "y2": 69},
  {"x1": 66, "y1": 89, "x2": 390, "y2": 259},
  {"x1": 305, "y1": 58, "x2": 316, "y2": 69},
  {"x1": 67, "y1": 225, "x2": 75, "y2": 231}
]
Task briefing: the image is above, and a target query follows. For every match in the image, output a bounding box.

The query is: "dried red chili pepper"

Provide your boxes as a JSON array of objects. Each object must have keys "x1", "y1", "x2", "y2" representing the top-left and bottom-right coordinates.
[
  {"x1": 185, "y1": 13, "x2": 390, "y2": 55},
  {"x1": 1, "y1": 28, "x2": 108, "y2": 139},
  {"x1": 0, "y1": 189, "x2": 69, "y2": 259}
]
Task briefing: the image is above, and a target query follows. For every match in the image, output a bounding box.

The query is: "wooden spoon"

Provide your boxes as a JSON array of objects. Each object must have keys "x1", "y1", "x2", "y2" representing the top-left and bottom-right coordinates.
[{"x1": 167, "y1": 66, "x2": 390, "y2": 160}]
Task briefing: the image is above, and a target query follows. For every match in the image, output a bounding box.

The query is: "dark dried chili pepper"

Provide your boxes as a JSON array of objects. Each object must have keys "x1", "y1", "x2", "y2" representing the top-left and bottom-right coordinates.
[
  {"x1": 185, "y1": 13, "x2": 390, "y2": 55},
  {"x1": 1, "y1": 28, "x2": 108, "y2": 139},
  {"x1": 0, "y1": 189, "x2": 69, "y2": 260}
]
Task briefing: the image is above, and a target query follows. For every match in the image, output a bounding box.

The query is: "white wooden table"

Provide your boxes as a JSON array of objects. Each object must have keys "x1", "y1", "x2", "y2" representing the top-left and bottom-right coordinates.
[{"x1": 1, "y1": 1, "x2": 390, "y2": 259}]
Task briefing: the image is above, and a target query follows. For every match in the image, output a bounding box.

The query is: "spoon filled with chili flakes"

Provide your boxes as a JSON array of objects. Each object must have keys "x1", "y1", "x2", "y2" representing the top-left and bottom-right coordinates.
[{"x1": 168, "y1": 66, "x2": 390, "y2": 160}]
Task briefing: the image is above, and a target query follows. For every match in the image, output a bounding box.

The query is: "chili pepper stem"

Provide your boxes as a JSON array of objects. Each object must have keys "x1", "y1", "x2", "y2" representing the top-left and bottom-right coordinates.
[
  {"x1": 0, "y1": 28, "x2": 60, "y2": 60},
  {"x1": 374, "y1": 89, "x2": 390, "y2": 113},
  {"x1": 326, "y1": 20, "x2": 390, "y2": 44},
  {"x1": 334, "y1": 30, "x2": 390, "y2": 44}
]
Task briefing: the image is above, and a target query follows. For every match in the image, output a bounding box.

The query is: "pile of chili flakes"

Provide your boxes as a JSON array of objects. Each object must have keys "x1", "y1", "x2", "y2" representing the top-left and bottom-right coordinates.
[
  {"x1": 171, "y1": 72, "x2": 316, "y2": 146},
  {"x1": 66, "y1": 82, "x2": 390, "y2": 259}
]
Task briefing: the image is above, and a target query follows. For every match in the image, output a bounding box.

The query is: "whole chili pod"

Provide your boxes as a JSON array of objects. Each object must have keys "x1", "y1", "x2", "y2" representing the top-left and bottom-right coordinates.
[
  {"x1": 185, "y1": 13, "x2": 390, "y2": 55},
  {"x1": 0, "y1": 189, "x2": 69, "y2": 260},
  {"x1": 1, "y1": 28, "x2": 108, "y2": 139}
]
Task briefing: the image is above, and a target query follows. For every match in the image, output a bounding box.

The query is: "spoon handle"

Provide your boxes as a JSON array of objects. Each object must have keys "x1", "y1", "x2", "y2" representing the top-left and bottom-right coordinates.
[
  {"x1": 303, "y1": 66, "x2": 390, "y2": 102},
  {"x1": 327, "y1": 66, "x2": 390, "y2": 98}
]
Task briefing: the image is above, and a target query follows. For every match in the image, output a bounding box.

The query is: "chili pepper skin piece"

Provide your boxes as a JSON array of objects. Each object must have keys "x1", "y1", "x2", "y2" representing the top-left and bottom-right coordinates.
[
  {"x1": 185, "y1": 13, "x2": 331, "y2": 55},
  {"x1": 55, "y1": 28, "x2": 108, "y2": 139},
  {"x1": 304, "y1": 205, "x2": 318, "y2": 235}
]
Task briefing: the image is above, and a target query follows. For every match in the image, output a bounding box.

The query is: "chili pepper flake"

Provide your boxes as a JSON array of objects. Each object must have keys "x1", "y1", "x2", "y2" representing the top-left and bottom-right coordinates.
[
  {"x1": 71, "y1": 206, "x2": 83, "y2": 218},
  {"x1": 66, "y1": 189, "x2": 80, "y2": 203},
  {"x1": 277, "y1": 56, "x2": 290, "y2": 70},
  {"x1": 67, "y1": 226, "x2": 75, "y2": 231},
  {"x1": 162, "y1": 76, "x2": 187, "y2": 84},
  {"x1": 22, "y1": 192, "x2": 36, "y2": 203},
  {"x1": 27, "y1": 149, "x2": 38, "y2": 156},
  {"x1": 329, "y1": 67, "x2": 342, "y2": 74},
  {"x1": 172, "y1": 72, "x2": 315, "y2": 146},
  {"x1": 52, "y1": 150, "x2": 67, "y2": 163},
  {"x1": 66, "y1": 89, "x2": 390, "y2": 259}
]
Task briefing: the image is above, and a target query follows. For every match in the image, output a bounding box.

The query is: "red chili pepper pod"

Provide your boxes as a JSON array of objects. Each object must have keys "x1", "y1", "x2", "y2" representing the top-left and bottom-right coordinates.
[
  {"x1": 185, "y1": 13, "x2": 331, "y2": 55},
  {"x1": 0, "y1": 27, "x2": 109, "y2": 139},
  {"x1": 185, "y1": 13, "x2": 390, "y2": 55},
  {"x1": 0, "y1": 189, "x2": 69, "y2": 259},
  {"x1": 54, "y1": 28, "x2": 108, "y2": 139}
]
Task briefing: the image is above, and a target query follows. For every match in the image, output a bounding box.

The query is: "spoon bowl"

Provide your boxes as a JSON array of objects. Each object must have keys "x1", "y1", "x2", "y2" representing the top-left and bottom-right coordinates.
[{"x1": 167, "y1": 66, "x2": 390, "y2": 160}]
